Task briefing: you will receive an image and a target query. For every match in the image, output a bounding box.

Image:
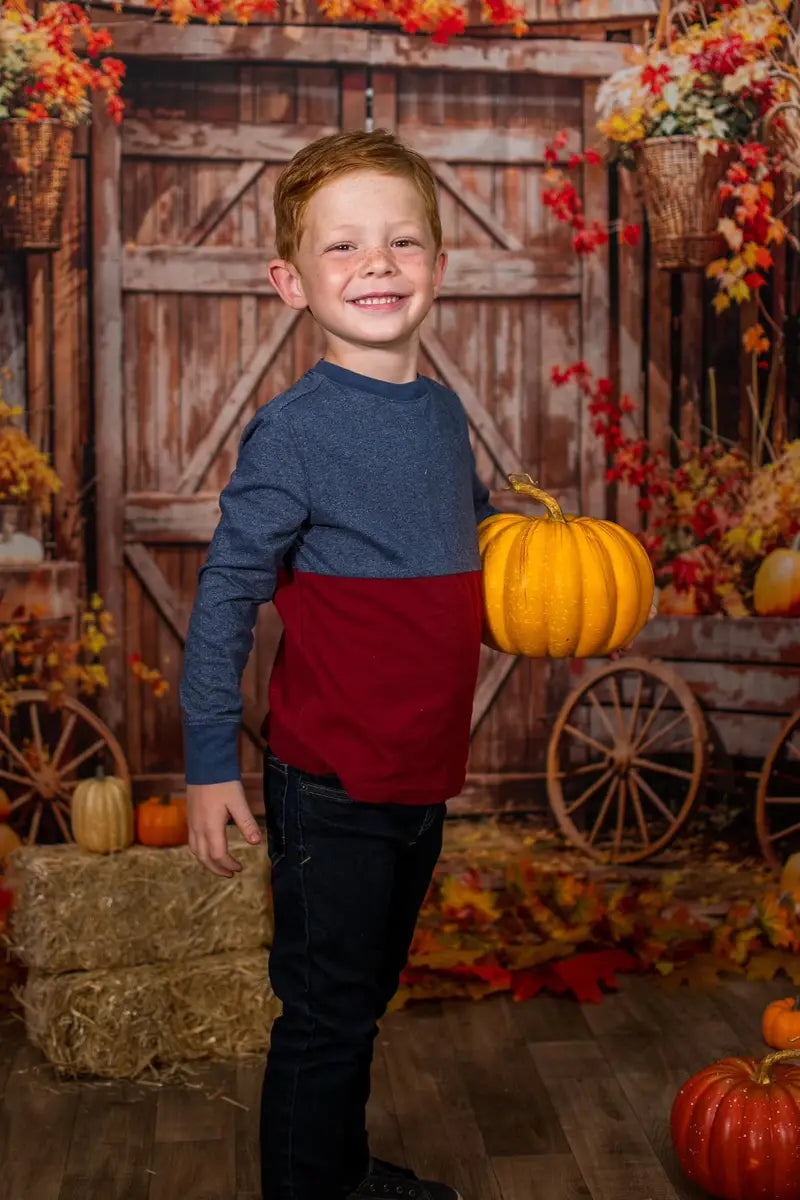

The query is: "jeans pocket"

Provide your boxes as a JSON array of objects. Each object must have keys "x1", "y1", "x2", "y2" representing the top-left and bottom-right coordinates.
[
  {"x1": 298, "y1": 777, "x2": 354, "y2": 804},
  {"x1": 265, "y1": 762, "x2": 288, "y2": 867}
]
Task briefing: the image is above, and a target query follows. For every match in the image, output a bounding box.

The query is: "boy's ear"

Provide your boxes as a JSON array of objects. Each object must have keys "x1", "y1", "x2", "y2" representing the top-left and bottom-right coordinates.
[
  {"x1": 432, "y1": 250, "x2": 447, "y2": 299},
  {"x1": 268, "y1": 259, "x2": 309, "y2": 310}
]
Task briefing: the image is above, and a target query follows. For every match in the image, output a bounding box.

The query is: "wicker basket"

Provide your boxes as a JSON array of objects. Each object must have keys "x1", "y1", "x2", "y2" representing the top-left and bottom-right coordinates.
[
  {"x1": 0, "y1": 120, "x2": 75, "y2": 253},
  {"x1": 634, "y1": 136, "x2": 737, "y2": 271}
]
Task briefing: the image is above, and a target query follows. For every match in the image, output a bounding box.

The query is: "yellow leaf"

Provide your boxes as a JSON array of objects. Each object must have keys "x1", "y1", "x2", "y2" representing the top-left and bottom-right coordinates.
[
  {"x1": 746, "y1": 949, "x2": 800, "y2": 985},
  {"x1": 706, "y1": 258, "x2": 728, "y2": 278},
  {"x1": 713, "y1": 293, "x2": 732, "y2": 314},
  {"x1": 729, "y1": 280, "x2": 751, "y2": 303}
]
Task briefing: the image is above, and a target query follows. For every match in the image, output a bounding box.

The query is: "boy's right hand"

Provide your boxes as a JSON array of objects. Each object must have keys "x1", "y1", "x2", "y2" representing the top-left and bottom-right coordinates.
[{"x1": 187, "y1": 781, "x2": 262, "y2": 877}]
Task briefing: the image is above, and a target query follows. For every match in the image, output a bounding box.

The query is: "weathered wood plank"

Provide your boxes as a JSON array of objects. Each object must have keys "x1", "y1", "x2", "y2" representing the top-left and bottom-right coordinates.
[
  {"x1": 630, "y1": 615, "x2": 800, "y2": 665},
  {"x1": 122, "y1": 245, "x2": 579, "y2": 298},
  {"x1": 177, "y1": 307, "x2": 301, "y2": 493},
  {"x1": 580, "y1": 81, "x2": 610, "y2": 520},
  {"x1": 58, "y1": 1082, "x2": 157, "y2": 1200},
  {"x1": 91, "y1": 98, "x2": 126, "y2": 737},
  {"x1": 123, "y1": 119, "x2": 338, "y2": 160},
  {"x1": 529, "y1": 1040, "x2": 681, "y2": 1200},
  {"x1": 123, "y1": 118, "x2": 578, "y2": 164},
  {"x1": 421, "y1": 328, "x2": 527, "y2": 473},
  {"x1": 110, "y1": 23, "x2": 630, "y2": 77},
  {"x1": 123, "y1": 541, "x2": 266, "y2": 752},
  {"x1": 471, "y1": 651, "x2": 520, "y2": 734},
  {"x1": 433, "y1": 163, "x2": 523, "y2": 251},
  {"x1": 125, "y1": 493, "x2": 220, "y2": 542},
  {"x1": 185, "y1": 160, "x2": 265, "y2": 246},
  {"x1": 1, "y1": 1042, "x2": 79, "y2": 1200}
]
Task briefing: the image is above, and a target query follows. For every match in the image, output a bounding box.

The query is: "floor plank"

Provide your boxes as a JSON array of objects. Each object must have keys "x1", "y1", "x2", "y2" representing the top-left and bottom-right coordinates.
[
  {"x1": 0, "y1": 974, "x2": 787, "y2": 1200},
  {"x1": 529, "y1": 1039, "x2": 682, "y2": 1200}
]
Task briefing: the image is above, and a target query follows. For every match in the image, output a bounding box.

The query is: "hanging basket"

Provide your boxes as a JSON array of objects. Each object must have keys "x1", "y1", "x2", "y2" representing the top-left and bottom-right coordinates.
[
  {"x1": 634, "y1": 136, "x2": 737, "y2": 272},
  {"x1": 0, "y1": 120, "x2": 75, "y2": 253}
]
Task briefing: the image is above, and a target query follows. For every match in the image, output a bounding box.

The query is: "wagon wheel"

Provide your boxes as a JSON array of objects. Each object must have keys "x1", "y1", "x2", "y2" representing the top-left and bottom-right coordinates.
[
  {"x1": 0, "y1": 689, "x2": 130, "y2": 844},
  {"x1": 547, "y1": 658, "x2": 708, "y2": 864},
  {"x1": 755, "y1": 710, "x2": 800, "y2": 875}
]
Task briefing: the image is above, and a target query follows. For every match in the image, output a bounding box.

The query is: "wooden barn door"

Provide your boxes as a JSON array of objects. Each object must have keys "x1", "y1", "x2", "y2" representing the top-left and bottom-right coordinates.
[
  {"x1": 93, "y1": 64, "x2": 367, "y2": 804},
  {"x1": 92, "y1": 60, "x2": 609, "y2": 811},
  {"x1": 370, "y1": 70, "x2": 609, "y2": 810}
]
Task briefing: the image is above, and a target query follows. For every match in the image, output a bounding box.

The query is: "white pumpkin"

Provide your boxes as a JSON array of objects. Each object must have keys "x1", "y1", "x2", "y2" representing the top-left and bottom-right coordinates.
[{"x1": 71, "y1": 770, "x2": 134, "y2": 853}]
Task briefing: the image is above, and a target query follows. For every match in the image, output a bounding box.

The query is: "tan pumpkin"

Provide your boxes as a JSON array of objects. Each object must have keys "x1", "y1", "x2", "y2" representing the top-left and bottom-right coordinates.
[
  {"x1": 478, "y1": 476, "x2": 655, "y2": 658},
  {"x1": 71, "y1": 768, "x2": 134, "y2": 854},
  {"x1": 754, "y1": 534, "x2": 800, "y2": 617}
]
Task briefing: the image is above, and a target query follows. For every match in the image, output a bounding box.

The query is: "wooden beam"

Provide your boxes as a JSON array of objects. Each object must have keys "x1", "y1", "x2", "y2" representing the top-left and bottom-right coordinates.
[
  {"x1": 123, "y1": 245, "x2": 579, "y2": 299},
  {"x1": 420, "y1": 328, "x2": 526, "y2": 475},
  {"x1": 122, "y1": 118, "x2": 579, "y2": 165},
  {"x1": 125, "y1": 493, "x2": 220, "y2": 543},
  {"x1": 124, "y1": 542, "x2": 266, "y2": 747},
  {"x1": 91, "y1": 98, "x2": 126, "y2": 738},
  {"x1": 109, "y1": 22, "x2": 630, "y2": 76},
  {"x1": 184, "y1": 160, "x2": 265, "y2": 247},
  {"x1": 433, "y1": 163, "x2": 524, "y2": 251},
  {"x1": 177, "y1": 307, "x2": 301, "y2": 494},
  {"x1": 123, "y1": 119, "x2": 338, "y2": 161},
  {"x1": 471, "y1": 652, "x2": 519, "y2": 733}
]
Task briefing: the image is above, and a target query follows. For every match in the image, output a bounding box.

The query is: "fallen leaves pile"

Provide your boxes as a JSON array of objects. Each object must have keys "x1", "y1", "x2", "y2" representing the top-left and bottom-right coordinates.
[{"x1": 395, "y1": 817, "x2": 798, "y2": 1009}]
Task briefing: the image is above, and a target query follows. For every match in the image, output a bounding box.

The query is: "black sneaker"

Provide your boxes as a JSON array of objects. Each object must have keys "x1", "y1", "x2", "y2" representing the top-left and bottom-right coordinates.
[{"x1": 346, "y1": 1157, "x2": 464, "y2": 1200}]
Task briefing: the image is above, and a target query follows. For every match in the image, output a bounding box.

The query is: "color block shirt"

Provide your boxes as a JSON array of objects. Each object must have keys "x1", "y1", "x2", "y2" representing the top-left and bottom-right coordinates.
[{"x1": 180, "y1": 359, "x2": 498, "y2": 805}]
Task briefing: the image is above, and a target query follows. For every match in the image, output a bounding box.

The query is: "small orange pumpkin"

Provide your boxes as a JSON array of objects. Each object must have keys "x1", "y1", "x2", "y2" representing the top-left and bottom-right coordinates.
[
  {"x1": 657, "y1": 583, "x2": 700, "y2": 616},
  {"x1": 136, "y1": 795, "x2": 189, "y2": 847},
  {"x1": 754, "y1": 534, "x2": 800, "y2": 617},
  {"x1": 763, "y1": 996, "x2": 800, "y2": 1050}
]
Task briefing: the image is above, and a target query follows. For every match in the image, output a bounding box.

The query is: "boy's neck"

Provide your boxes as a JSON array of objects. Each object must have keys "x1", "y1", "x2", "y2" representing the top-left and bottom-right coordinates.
[{"x1": 322, "y1": 340, "x2": 420, "y2": 385}]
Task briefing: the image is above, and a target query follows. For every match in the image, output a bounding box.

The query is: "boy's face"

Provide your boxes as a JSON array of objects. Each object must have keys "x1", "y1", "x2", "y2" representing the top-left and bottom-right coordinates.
[{"x1": 268, "y1": 170, "x2": 447, "y2": 360}]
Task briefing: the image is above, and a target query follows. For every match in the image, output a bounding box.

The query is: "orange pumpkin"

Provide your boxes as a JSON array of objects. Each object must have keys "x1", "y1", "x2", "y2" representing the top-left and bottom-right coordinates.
[
  {"x1": 0, "y1": 788, "x2": 11, "y2": 822},
  {"x1": 0, "y1": 822, "x2": 21, "y2": 863},
  {"x1": 754, "y1": 534, "x2": 800, "y2": 617},
  {"x1": 658, "y1": 583, "x2": 700, "y2": 615},
  {"x1": 478, "y1": 476, "x2": 654, "y2": 658},
  {"x1": 136, "y1": 795, "x2": 189, "y2": 847},
  {"x1": 763, "y1": 997, "x2": 800, "y2": 1050},
  {"x1": 781, "y1": 852, "x2": 800, "y2": 902}
]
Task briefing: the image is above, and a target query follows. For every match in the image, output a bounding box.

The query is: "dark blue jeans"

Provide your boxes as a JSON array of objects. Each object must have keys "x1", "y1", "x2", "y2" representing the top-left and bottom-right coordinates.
[{"x1": 259, "y1": 753, "x2": 446, "y2": 1200}]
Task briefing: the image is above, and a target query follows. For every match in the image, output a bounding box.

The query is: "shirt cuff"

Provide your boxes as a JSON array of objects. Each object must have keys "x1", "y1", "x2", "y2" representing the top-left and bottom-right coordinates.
[{"x1": 183, "y1": 723, "x2": 241, "y2": 785}]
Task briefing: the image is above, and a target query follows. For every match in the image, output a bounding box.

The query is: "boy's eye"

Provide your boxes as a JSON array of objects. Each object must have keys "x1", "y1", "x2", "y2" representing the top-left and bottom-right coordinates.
[
  {"x1": 327, "y1": 242, "x2": 355, "y2": 252},
  {"x1": 393, "y1": 239, "x2": 418, "y2": 248}
]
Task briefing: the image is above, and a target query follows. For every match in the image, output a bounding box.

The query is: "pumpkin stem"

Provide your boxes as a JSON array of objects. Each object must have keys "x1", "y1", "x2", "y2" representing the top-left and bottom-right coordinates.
[
  {"x1": 752, "y1": 1048, "x2": 800, "y2": 1084},
  {"x1": 505, "y1": 475, "x2": 567, "y2": 522},
  {"x1": 95, "y1": 765, "x2": 105, "y2": 781}
]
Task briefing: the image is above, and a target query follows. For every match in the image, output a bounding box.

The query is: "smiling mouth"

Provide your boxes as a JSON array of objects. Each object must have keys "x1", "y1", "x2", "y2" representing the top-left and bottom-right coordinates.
[{"x1": 349, "y1": 295, "x2": 406, "y2": 307}]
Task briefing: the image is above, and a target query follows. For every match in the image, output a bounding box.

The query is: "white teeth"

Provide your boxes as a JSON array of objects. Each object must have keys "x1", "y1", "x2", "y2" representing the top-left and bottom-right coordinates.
[{"x1": 352, "y1": 296, "x2": 401, "y2": 306}]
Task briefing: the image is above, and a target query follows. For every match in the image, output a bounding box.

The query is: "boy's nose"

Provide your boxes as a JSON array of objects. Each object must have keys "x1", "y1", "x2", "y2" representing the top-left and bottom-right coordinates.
[{"x1": 360, "y1": 248, "x2": 397, "y2": 274}]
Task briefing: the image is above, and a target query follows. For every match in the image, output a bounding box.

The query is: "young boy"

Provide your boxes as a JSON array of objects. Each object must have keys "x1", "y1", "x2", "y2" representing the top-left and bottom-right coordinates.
[{"x1": 180, "y1": 129, "x2": 498, "y2": 1200}]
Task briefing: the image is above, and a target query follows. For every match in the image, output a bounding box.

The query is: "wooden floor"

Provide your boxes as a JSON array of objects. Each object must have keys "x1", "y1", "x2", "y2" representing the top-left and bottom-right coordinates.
[{"x1": 0, "y1": 973, "x2": 790, "y2": 1200}]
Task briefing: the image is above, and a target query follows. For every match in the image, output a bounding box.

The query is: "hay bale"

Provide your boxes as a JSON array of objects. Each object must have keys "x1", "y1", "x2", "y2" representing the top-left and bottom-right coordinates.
[
  {"x1": 24, "y1": 948, "x2": 280, "y2": 1078},
  {"x1": 9, "y1": 832, "x2": 272, "y2": 972}
]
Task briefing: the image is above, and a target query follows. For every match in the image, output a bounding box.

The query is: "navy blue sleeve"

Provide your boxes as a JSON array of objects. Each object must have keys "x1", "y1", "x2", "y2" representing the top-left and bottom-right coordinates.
[{"x1": 179, "y1": 406, "x2": 309, "y2": 785}]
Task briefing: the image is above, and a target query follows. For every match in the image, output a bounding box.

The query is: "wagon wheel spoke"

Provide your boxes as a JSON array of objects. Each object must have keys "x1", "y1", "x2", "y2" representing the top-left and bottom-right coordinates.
[
  {"x1": 0, "y1": 767, "x2": 38, "y2": 788},
  {"x1": 29, "y1": 701, "x2": 44, "y2": 763},
  {"x1": 51, "y1": 711, "x2": 78, "y2": 769},
  {"x1": 765, "y1": 818, "x2": 800, "y2": 843},
  {"x1": 58, "y1": 738, "x2": 107, "y2": 780},
  {"x1": 26, "y1": 801, "x2": 44, "y2": 845},
  {"x1": 787, "y1": 740, "x2": 800, "y2": 761},
  {"x1": 630, "y1": 768, "x2": 677, "y2": 826},
  {"x1": 764, "y1": 796, "x2": 800, "y2": 806},
  {"x1": 563, "y1": 723, "x2": 612, "y2": 759},
  {"x1": 633, "y1": 755, "x2": 694, "y2": 781},
  {"x1": 636, "y1": 710, "x2": 690, "y2": 756},
  {"x1": 628, "y1": 673, "x2": 644, "y2": 742},
  {"x1": 614, "y1": 779, "x2": 628, "y2": 858},
  {"x1": 7, "y1": 789, "x2": 35, "y2": 812},
  {"x1": 0, "y1": 727, "x2": 37, "y2": 779},
  {"x1": 587, "y1": 776, "x2": 620, "y2": 846},
  {"x1": 51, "y1": 801, "x2": 73, "y2": 843},
  {"x1": 554, "y1": 761, "x2": 606, "y2": 780},
  {"x1": 565, "y1": 766, "x2": 616, "y2": 816},
  {"x1": 628, "y1": 773, "x2": 650, "y2": 848},
  {"x1": 607, "y1": 676, "x2": 626, "y2": 738},
  {"x1": 631, "y1": 686, "x2": 669, "y2": 752},
  {"x1": 588, "y1": 690, "x2": 618, "y2": 742}
]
